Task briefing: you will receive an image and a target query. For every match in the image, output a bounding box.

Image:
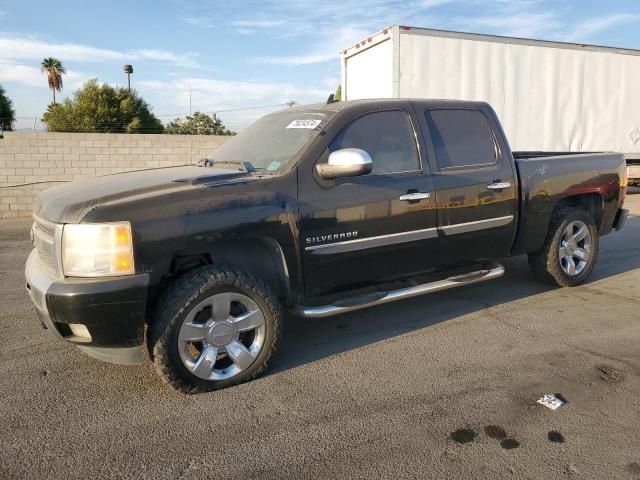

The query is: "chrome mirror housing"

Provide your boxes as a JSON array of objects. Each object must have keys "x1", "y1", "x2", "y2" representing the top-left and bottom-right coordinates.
[{"x1": 316, "y1": 148, "x2": 373, "y2": 180}]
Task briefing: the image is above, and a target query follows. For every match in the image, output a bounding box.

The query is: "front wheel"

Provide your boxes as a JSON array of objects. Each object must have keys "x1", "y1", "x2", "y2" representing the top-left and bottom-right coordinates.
[
  {"x1": 528, "y1": 208, "x2": 599, "y2": 287},
  {"x1": 148, "y1": 266, "x2": 282, "y2": 393}
]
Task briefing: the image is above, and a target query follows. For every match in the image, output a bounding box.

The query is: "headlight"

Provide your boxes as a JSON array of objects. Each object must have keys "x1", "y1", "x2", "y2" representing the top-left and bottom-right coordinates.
[{"x1": 62, "y1": 222, "x2": 135, "y2": 277}]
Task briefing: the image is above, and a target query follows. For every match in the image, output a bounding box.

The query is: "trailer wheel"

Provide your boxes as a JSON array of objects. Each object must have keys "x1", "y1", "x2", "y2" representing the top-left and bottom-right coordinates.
[
  {"x1": 148, "y1": 266, "x2": 282, "y2": 393},
  {"x1": 528, "y1": 208, "x2": 599, "y2": 287}
]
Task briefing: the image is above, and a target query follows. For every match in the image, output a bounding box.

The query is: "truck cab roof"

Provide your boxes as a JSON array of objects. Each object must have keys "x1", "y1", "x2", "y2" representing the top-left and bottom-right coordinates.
[{"x1": 289, "y1": 98, "x2": 490, "y2": 114}]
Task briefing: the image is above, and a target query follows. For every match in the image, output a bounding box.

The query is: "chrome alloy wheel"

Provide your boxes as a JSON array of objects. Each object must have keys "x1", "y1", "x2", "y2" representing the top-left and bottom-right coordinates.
[
  {"x1": 559, "y1": 220, "x2": 592, "y2": 276},
  {"x1": 178, "y1": 292, "x2": 266, "y2": 381}
]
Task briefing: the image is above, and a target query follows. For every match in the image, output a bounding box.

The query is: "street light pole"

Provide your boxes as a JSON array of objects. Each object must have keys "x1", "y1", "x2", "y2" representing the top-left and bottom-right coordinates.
[{"x1": 123, "y1": 65, "x2": 133, "y2": 92}]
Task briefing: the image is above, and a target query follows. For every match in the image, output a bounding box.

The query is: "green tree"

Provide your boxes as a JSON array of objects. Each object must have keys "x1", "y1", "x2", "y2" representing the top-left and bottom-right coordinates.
[
  {"x1": 43, "y1": 79, "x2": 164, "y2": 133},
  {"x1": 0, "y1": 84, "x2": 16, "y2": 131},
  {"x1": 334, "y1": 84, "x2": 341, "y2": 101},
  {"x1": 165, "y1": 112, "x2": 234, "y2": 135},
  {"x1": 41, "y1": 57, "x2": 66, "y2": 104}
]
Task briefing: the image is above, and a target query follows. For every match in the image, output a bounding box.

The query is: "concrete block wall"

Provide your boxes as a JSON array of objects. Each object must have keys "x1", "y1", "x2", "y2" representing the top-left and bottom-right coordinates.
[{"x1": 0, "y1": 132, "x2": 229, "y2": 219}]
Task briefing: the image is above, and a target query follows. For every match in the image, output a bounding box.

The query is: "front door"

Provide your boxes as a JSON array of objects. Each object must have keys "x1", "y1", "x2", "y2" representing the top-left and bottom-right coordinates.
[{"x1": 298, "y1": 106, "x2": 438, "y2": 298}]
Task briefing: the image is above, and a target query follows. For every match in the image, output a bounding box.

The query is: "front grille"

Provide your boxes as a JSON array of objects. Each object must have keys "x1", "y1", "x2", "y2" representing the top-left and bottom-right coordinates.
[{"x1": 32, "y1": 215, "x2": 61, "y2": 277}]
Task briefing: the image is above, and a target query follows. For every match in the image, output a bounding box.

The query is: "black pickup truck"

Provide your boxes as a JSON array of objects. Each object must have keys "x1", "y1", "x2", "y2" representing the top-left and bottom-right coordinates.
[{"x1": 25, "y1": 99, "x2": 629, "y2": 393}]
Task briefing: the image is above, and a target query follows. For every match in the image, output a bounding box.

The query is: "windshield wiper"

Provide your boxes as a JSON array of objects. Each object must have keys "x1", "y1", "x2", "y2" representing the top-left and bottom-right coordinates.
[{"x1": 202, "y1": 159, "x2": 258, "y2": 173}]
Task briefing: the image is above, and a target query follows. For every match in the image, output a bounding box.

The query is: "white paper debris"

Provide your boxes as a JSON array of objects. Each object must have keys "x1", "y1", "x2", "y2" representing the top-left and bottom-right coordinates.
[
  {"x1": 537, "y1": 394, "x2": 567, "y2": 410},
  {"x1": 286, "y1": 119, "x2": 322, "y2": 129}
]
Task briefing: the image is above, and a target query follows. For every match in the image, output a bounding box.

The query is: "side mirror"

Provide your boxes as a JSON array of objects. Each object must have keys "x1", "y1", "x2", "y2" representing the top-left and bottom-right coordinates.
[{"x1": 316, "y1": 148, "x2": 373, "y2": 180}]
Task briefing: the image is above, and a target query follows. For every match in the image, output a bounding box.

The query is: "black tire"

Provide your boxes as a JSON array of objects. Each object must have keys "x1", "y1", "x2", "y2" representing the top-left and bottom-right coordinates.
[
  {"x1": 148, "y1": 266, "x2": 282, "y2": 394},
  {"x1": 528, "y1": 208, "x2": 599, "y2": 287}
]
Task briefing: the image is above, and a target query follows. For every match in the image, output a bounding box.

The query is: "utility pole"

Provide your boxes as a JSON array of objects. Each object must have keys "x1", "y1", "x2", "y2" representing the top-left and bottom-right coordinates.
[
  {"x1": 188, "y1": 84, "x2": 192, "y2": 116},
  {"x1": 123, "y1": 65, "x2": 133, "y2": 92}
]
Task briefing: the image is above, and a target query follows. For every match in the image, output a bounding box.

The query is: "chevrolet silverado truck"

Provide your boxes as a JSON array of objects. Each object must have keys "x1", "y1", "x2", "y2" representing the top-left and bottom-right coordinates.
[{"x1": 25, "y1": 99, "x2": 629, "y2": 393}]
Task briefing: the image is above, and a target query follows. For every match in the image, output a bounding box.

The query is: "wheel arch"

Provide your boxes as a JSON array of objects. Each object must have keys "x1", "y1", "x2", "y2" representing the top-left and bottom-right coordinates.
[
  {"x1": 167, "y1": 238, "x2": 292, "y2": 304},
  {"x1": 554, "y1": 192, "x2": 604, "y2": 229},
  {"x1": 516, "y1": 191, "x2": 604, "y2": 255}
]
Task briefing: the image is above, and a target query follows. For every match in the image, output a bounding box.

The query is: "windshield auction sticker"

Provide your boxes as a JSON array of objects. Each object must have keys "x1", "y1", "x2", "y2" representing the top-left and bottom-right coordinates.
[{"x1": 286, "y1": 119, "x2": 322, "y2": 129}]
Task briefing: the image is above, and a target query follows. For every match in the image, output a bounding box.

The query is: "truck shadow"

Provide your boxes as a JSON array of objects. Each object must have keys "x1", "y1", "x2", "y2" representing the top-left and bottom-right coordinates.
[{"x1": 270, "y1": 213, "x2": 640, "y2": 374}]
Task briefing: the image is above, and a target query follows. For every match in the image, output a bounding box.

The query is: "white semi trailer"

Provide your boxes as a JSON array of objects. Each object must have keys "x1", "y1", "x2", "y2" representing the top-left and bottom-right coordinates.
[{"x1": 340, "y1": 25, "x2": 640, "y2": 184}]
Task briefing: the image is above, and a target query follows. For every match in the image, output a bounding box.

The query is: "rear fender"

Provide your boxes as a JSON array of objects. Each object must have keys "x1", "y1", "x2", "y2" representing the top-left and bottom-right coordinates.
[{"x1": 513, "y1": 191, "x2": 604, "y2": 255}]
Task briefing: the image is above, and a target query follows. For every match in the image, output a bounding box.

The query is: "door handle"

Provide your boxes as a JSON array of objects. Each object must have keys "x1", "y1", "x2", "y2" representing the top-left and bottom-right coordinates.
[
  {"x1": 486, "y1": 181, "x2": 511, "y2": 190},
  {"x1": 399, "y1": 192, "x2": 431, "y2": 201}
]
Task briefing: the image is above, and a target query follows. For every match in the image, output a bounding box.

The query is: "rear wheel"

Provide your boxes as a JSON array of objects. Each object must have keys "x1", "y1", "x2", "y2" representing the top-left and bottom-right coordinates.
[
  {"x1": 148, "y1": 266, "x2": 282, "y2": 393},
  {"x1": 528, "y1": 208, "x2": 599, "y2": 287}
]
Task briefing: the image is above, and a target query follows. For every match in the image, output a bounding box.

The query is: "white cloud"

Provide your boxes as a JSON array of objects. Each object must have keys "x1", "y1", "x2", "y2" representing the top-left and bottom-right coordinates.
[
  {"x1": 0, "y1": 61, "x2": 96, "y2": 91},
  {"x1": 181, "y1": 17, "x2": 216, "y2": 28},
  {"x1": 182, "y1": 0, "x2": 453, "y2": 65},
  {"x1": 230, "y1": 18, "x2": 289, "y2": 29},
  {"x1": 251, "y1": 24, "x2": 376, "y2": 66},
  {"x1": 0, "y1": 34, "x2": 199, "y2": 68},
  {"x1": 256, "y1": 52, "x2": 338, "y2": 66},
  {"x1": 138, "y1": 76, "x2": 329, "y2": 128},
  {"x1": 456, "y1": 10, "x2": 640, "y2": 42},
  {"x1": 421, "y1": 0, "x2": 454, "y2": 7},
  {"x1": 193, "y1": 0, "x2": 640, "y2": 65},
  {"x1": 562, "y1": 13, "x2": 640, "y2": 43},
  {"x1": 0, "y1": 33, "x2": 201, "y2": 114},
  {"x1": 323, "y1": 75, "x2": 340, "y2": 89},
  {"x1": 140, "y1": 77, "x2": 326, "y2": 108},
  {"x1": 454, "y1": 12, "x2": 562, "y2": 38},
  {"x1": 0, "y1": 63, "x2": 42, "y2": 87}
]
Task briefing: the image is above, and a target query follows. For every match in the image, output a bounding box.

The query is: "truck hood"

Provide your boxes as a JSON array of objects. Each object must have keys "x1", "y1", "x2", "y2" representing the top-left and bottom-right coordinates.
[{"x1": 35, "y1": 165, "x2": 253, "y2": 223}]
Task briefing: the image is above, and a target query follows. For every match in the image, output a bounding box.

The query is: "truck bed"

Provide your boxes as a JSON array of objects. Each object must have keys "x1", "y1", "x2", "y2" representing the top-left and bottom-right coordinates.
[
  {"x1": 512, "y1": 152, "x2": 626, "y2": 256},
  {"x1": 512, "y1": 151, "x2": 599, "y2": 160}
]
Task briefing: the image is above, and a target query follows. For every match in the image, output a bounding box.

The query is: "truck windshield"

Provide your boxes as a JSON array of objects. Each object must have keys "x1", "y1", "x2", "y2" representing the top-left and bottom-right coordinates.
[{"x1": 206, "y1": 110, "x2": 331, "y2": 173}]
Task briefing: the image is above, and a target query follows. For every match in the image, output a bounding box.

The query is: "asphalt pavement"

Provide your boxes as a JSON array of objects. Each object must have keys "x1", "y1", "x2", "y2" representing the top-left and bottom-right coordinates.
[{"x1": 1, "y1": 195, "x2": 639, "y2": 479}]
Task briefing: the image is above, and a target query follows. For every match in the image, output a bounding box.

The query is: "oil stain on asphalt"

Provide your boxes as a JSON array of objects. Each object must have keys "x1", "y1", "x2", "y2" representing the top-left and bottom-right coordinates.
[
  {"x1": 451, "y1": 426, "x2": 520, "y2": 450},
  {"x1": 483, "y1": 425, "x2": 519, "y2": 450},
  {"x1": 450, "y1": 428, "x2": 476, "y2": 444},
  {"x1": 627, "y1": 462, "x2": 640, "y2": 478},
  {"x1": 548, "y1": 431, "x2": 565, "y2": 443},
  {"x1": 500, "y1": 438, "x2": 520, "y2": 450}
]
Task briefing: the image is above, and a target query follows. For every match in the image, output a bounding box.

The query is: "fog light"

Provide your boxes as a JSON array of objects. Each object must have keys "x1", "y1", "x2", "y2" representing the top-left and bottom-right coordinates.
[{"x1": 69, "y1": 324, "x2": 92, "y2": 340}]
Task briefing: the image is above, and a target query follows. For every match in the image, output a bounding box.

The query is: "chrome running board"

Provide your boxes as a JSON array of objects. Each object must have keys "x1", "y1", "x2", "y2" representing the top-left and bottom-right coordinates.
[{"x1": 293, "y1": 262, "x2": 505, "y2": 319}]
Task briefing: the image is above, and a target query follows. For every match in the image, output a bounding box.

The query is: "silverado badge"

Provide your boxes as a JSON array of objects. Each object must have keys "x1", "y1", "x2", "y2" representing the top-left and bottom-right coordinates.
[{"x1": 305, "y1": 231, "x2": 358, "y2": 245}]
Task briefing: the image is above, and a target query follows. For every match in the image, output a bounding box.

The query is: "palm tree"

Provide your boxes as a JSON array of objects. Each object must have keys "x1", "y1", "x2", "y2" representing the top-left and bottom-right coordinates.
[{"x1": 41, "y1": 57, "x2": 66, "y2": 104}]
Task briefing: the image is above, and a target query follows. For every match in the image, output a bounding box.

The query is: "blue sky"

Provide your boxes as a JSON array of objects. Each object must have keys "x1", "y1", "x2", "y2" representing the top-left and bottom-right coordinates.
[{"x1": 1, "y1": 0, "x2": 639, "y2": 129}]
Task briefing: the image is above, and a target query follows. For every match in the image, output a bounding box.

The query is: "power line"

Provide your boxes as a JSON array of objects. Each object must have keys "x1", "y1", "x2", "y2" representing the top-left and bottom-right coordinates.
[
  {"x1": 4, "y1": 102, "x2": 293, "y2": 133},
  {"x1": 0, "y1": 180, "x2": 67, "y2": 189},
  {"x1": 9, "y1": 103, "x2": 290, "y2": 121}
]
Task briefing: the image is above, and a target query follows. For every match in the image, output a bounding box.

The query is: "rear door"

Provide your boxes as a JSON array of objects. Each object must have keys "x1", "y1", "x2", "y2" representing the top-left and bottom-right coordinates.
[
  {"x1": 416, "y1": 103, "x2": 517, "y2": 265},
  {"x1": 298, "y1": 104, "x2": 438, "y2": 298}
]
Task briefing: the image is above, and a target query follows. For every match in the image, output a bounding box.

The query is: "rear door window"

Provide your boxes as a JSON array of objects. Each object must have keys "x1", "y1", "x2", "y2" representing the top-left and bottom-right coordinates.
[
  {"x1": 424, "y1": 109, "x2": 497, "y2": 169},
  {"x1": 329, "y1": 110, "x2": 420, "y2": 175}
]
